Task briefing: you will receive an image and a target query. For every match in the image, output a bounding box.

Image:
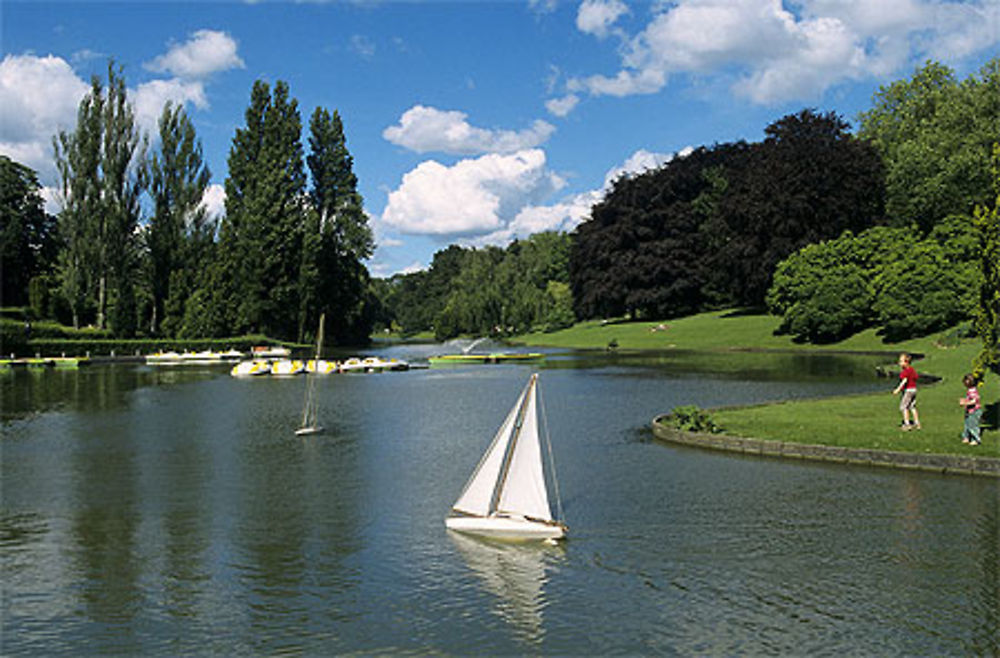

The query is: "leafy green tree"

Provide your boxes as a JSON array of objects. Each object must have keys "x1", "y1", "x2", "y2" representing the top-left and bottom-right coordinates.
[
  {"x1": 858, "y1": 58, "x2": 999, "y2": 231},
  {"x1": 1, "y1": 156, "x2": 58, "y2": 308},
  {"x1": 53, "y1": 62, "x2": 146, "y2": 334},
  {"x1": 148, "y1": 102, "x2": 211, "y2": 336},
  {"x1": 218, "y1": 80, "x2": 306, "y2": 339},
  {"x1": 972, "y1": 143, "x2": 1000, "y2": 378},
  {"x1": 710, "y1": 110, "x2": 885, "y2": 306},
  {"x1": 53, "y1": 75, "x2": 102, "y2": 329},
  {"x1": 543, "y1": 281, "x2": 575, "y2": 332},
  {"x1": 873, "y1": 240, "x2": 967, "y2": 341},
  {"x1": 571, "y1": 145, "x2": 746, "y2": 320},
  {"x1": 767, "y1": 236, "x2": 876, "y2": 342},
  {"x1": 307, "y1": 107, "x2": 374, "y2": 344}
]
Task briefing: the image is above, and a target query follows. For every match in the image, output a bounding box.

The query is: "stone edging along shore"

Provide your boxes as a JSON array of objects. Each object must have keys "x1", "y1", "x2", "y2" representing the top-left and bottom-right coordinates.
[{"x1": 651, "y1": 415, "x2": 1000, "y2": 478}]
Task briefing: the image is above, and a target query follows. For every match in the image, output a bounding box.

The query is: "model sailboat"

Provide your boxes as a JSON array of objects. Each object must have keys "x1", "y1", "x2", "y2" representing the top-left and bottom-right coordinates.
[
  {"x1": 295, "y1": 313, "x2": 325, "y2": 436},
  {"x1": 446, "y1": 373, "x2": 567, "y2": 540}
]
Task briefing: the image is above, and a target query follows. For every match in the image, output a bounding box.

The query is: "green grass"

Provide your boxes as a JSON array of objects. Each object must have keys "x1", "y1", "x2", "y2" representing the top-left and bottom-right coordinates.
[{"x1": 517, "y1": 310, "x2": 997, "y2": 458}]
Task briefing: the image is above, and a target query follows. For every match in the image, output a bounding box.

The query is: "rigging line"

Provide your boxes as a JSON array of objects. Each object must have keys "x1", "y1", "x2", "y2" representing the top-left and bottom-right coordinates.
[{"x1": 538, "y1": 377, "x2": 565, "y2": 523}]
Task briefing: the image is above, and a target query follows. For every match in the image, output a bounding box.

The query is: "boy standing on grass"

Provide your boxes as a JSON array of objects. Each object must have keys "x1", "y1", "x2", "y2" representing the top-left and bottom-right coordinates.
[
  {"x1": 892, "y1": 353, "x2": 921, "y2": 430},
  {"x1": 959, "y1": 374, "x2": 982, "y2": 446}
]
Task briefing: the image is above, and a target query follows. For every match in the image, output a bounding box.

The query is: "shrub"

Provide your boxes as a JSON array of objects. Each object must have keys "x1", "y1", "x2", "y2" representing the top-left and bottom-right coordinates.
[{"x1": 668, "y1": 405, "x2": 721, "y2": 433}]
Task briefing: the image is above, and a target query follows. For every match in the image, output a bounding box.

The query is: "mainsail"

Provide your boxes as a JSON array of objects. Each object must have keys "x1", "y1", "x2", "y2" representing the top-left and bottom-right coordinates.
[
  {"x1": 296, "y1": 314, "x2": 325, "y2": 436},
  {"x1": 451, "y1": 374, "x2": 552, "y2": 522}
]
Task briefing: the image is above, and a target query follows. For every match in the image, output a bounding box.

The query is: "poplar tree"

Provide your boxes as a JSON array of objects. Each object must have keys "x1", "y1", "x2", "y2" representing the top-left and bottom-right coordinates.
[
  {"x1": 101, "y1": 63, "x2": 146, "y2": 337},
  {"x1": 220, "y1": 80, "x2": 306, "y2": 339},
  {"x1": 54, "y1": 75, "x2": 102, "y2": 329},
  {"x1": 149, "y1": 102, "x2": 211, "y2": 336},
  {"x1": 307, "y1": 107, "x2": 374, "y2": 344},
  {"x1": 53, "y1": 62, "x2": 145, "y2": 334}
]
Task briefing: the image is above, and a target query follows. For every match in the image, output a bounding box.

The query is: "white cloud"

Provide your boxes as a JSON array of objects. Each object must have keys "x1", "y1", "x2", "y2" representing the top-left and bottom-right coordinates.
[
  {"x1": 0, "y1": 54, "x2": 89, "y2": 179},
  {"x1": 381, "y1": 145, "x2": 681, "y2": 250},
  {"x1": 567, "y1": 0, "x2": 1000, "y2": 105},
  {"x1": 145, "y1": 29, "x2": 244, "y2": 80},
  {"x1": 380, "y1": 149, "x2": 565, "y2": 236},
  {"x1": 545, "y1": 93, "x2": 580, "y2": 117},
  {"x1": 349, "y1": 34, "x2": 377, "y2": 59},
  {"x1": 40, "y1": 186, "x2": 64, "y2": 215},
  {"x1": 383, "y1": 105, "x2": 556, "y2": 155},
  {"x1": 577, "y1": 0, "x2": 629, "y2": 38},
  {"x1": 473, "y1": 147, "x2": 677, "y2": 246},
  {"x1": 199, "y1": 184, "x2": 227, "y2": 221},
  {"x1": 602, "y1": 148, "x2": 674, "y2": 188},
  {"x1": 133, "y1": 78, "x2": 209, "y2": 136},
  {"x1": 1, "y1": 31, "x2": 243, "y2": 186}
]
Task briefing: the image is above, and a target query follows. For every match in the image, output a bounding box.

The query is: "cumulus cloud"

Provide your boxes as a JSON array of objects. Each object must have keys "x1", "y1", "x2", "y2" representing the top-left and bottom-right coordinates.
[
  {"x1": 381, "y1": 145, "x2": 679, "y2": 250},
  {"x1": 545, "y1": 93, "x2": 580, "y2": 117},
  {"x1": 380, "y1": 149, "x2": 565, "y2": 236},
  {"x1": 566, "y1": 0, "x2": 999, "y2": 106},
  {"x1": 145, "y1": 29, "x2": 244, "y2": 79},
  {"x1": 1, "y1": 30, "x2": 242, "y2": 186},
  {"x1": 576, "y1": 0, "x2": 629, "y2": 38},
  {"x1": 0, "y1": 54, "x2": 89, "y2": 178},
  {"x1": 133, "y1": 78, "x2": 209, "y2": 136},
  {"x1": 383, "y1": 105, "x2": 556, "y2": 155},
  {"x1": 199, "y1": 183, "x2": 227, "y2": 221}
]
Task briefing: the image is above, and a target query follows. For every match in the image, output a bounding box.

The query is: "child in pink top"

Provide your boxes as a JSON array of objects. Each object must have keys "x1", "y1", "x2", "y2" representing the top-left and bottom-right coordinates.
[
  {"x1": 959, "y1": 374, "x2": 982, "y2": 446},
  {"x1": 892, "y1": 353, "x2": 921, "y2": 430}
]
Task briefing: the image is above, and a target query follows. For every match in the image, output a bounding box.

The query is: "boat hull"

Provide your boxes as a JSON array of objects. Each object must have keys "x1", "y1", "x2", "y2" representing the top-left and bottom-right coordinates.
[{"x1": 445, "y1": 515, "x2": 565, "y2": 541}]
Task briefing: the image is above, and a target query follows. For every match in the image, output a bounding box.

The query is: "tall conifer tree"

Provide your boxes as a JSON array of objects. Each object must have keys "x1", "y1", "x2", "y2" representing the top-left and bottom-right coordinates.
[
  {"x1": 221, "y1": 80, "x2": 306, "y2": 339},
  {"x1": 307, "y1": 107, "x2": 374, "y2": 344},
  {"x1": 149, "y1": 102, "x2": 211, "y2": 336},
  {"x1": 54, "y1": 61, "x2": 145, "y2": 333}
]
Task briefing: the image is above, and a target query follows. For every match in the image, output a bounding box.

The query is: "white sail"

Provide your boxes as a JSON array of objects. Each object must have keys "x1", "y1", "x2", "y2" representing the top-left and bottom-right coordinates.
[
  {"x1": 296, "y1": 314, "x2": 325, "y2": 436},
  {"x1": 495, "y1": 383, "x2": 553, "y2": 522},
  {"x1": 447, "y1": 373, "x2": 565, "y2": 540},
  {"x1": 452, "y1": 382, "x2": 527, "y2": 517}
]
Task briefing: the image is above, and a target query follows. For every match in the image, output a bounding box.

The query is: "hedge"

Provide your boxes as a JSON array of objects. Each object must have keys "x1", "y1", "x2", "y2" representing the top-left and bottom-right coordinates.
[{"x1": 5, "y1": 334, "x2": 306, "y2": 358}]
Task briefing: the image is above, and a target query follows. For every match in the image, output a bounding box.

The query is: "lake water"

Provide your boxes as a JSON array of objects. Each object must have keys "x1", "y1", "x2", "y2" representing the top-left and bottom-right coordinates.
[{"x1": 2, "y1": 347, "x2": 997, "y2": 655}]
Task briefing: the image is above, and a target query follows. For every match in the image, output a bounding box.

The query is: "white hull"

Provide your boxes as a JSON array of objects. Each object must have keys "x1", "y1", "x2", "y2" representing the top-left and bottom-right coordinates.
[
  {"x1": 271, "y1": 359, "x2": 305, "y2": 376},
  {"x1": 231, "y1": 360, "x2": 271, "y2": 377},
  {"x1": 446, "y1": 515, "x2": 565, "y2": 540}
]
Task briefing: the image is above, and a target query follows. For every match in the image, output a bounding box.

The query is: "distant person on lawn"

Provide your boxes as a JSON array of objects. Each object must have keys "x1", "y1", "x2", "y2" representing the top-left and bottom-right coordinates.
[
  {"x1": 959, "y1": 374, "x2": 982, "y2": 446},
  {"x1": 892, "y1": 353, "x2": 921, "y2": 431}
]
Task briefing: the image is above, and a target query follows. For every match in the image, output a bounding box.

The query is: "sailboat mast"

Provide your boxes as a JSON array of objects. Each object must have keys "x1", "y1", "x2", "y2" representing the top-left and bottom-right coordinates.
[
  {"x1": 488, "y1": 374, "x2": 536, "y2": 515},
  {"x1": 314, "y1": 313, "x2": 325, "y2": 360}
]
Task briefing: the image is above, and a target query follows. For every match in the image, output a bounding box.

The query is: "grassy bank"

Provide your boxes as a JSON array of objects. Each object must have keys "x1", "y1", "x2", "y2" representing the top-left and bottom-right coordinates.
[{"x1": 518, "y1": 310, "x2": 997, "y2": 458}]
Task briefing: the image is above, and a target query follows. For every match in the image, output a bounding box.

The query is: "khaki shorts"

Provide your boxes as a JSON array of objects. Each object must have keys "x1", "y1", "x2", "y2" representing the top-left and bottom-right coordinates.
[{"x1": 900, "y1": 389, "x2": 917, "y2": 411}]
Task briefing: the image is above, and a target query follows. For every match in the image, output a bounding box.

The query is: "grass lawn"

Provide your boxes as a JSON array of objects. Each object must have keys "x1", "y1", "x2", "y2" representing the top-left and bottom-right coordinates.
[{"x1": 518, "y1": 310, "x2": 998, "y2": 458}]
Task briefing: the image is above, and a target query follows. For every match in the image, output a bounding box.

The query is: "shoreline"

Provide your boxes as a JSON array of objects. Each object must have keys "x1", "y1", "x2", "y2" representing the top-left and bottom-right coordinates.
[{"x1": 651, "y1": 416, "x2": 1000, "y2": 477}]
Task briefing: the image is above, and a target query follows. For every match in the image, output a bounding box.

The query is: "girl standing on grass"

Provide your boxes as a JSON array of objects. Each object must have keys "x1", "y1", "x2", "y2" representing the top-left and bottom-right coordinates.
[
  {"x1": 959, "y1": 374, "x2": 982, "y2": 446},
  {"x1": 893, "y1": 353, "x2": 921, "y2": 430}
]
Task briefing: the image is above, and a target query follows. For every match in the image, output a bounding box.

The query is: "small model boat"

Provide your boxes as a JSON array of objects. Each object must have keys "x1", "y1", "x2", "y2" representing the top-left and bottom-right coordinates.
[{"x1": 446, "y1": 373, "x2": 567, "y2": 541}]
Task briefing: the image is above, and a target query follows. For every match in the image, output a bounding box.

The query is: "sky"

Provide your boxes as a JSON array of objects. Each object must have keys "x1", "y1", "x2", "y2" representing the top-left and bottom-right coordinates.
[{"x1": 3, "y1": 1, "x2": 998, "y2": 278}]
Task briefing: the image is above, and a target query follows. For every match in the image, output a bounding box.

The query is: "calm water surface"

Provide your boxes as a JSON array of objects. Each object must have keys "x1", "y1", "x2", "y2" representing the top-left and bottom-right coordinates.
[{"x1": 2, "y1": 348, "x2": 997, "y2": 655}]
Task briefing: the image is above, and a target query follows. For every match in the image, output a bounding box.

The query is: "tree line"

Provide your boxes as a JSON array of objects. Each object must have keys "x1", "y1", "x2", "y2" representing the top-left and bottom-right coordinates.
[
  {"x1": 372, "y1": 232, "x2": 574, "y2": 341},
  {"x1": 374, "y1": 57, "x2": 998, "y2": 375},
  {"x1": 4, "y1": 57, "x2": 997, "y2": 370},
  {"x1": 4, "y1": 62, "x2": 373, "y2": 346}
]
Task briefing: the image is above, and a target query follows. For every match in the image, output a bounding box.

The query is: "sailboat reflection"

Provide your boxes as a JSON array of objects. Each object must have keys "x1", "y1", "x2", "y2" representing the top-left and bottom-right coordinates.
[{"x1": 448, "y1": 530, "x2": 565, "y2": 642}]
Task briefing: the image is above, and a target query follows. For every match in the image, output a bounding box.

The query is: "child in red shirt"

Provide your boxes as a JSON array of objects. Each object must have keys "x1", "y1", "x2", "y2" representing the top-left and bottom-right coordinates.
[
  {"x1": 892, "y1": 353, "x2": 921, "y2": 430},
  {"x1": 959, "y1": 374, "x2": 982, "y2": 446}
]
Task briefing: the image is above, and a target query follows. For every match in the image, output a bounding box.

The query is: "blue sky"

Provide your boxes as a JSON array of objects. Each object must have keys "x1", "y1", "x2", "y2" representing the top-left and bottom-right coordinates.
[{"x1": 3, "y1": 1, "x2": 998, "y2": 277}]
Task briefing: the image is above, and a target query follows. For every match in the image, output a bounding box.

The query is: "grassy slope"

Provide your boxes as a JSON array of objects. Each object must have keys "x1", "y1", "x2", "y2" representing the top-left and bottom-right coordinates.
[{"x1": 518, "y1": 310, "x2": 997, "y2": 457}]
